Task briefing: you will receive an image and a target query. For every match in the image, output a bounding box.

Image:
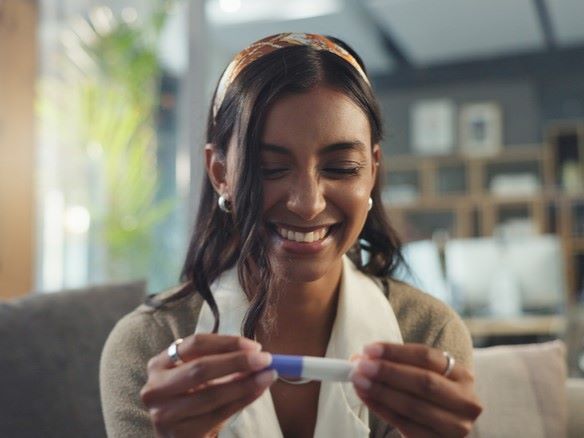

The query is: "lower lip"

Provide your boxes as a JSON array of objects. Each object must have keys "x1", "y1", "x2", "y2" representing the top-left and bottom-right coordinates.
[{"x1": 272, "y1": 227, "x2": 336, "y2": 255}]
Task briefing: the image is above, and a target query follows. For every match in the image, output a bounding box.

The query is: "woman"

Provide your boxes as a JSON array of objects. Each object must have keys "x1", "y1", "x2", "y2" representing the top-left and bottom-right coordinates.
[{"x1": 100, "y1": 33, "x2": 482, "y2": 437}]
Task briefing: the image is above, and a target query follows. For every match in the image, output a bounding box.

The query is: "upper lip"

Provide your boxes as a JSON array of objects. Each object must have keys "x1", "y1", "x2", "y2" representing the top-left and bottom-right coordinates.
[{"x1": 269, "y1": 222, "x2": 337, "y2": 233}]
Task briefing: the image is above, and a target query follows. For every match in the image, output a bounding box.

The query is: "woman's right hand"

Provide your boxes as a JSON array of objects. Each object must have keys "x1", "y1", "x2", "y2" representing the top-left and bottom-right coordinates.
[{"x1": 140, "y1": 333, "x2": 276, "y2": 438}]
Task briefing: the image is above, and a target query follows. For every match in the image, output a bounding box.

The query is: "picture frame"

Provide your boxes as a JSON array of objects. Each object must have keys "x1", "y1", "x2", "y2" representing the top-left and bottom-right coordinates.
[
  {"x1": 411, "y1": 99, "x2": 455, "y2": 156},
  {"x1": 459, "y1": 102, "x2": 502, "y2": 157}
]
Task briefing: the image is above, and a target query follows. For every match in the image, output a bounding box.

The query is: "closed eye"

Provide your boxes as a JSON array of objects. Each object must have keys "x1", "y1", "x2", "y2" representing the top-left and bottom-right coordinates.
[
  {"x1": 322, "y1": 161, "x2": 365, "y2": 178},
  {"x1": 323, "y1": 167, "x2": 361, "y2": 175},
  {"x1": 261, "y1": 167, "x2": 289, "y2": 179}
]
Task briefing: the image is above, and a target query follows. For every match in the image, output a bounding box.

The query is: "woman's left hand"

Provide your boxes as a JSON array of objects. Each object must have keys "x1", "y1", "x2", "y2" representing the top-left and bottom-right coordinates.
[{"x1": 350, "y1": 343, "x2": 483, "y2": 437}]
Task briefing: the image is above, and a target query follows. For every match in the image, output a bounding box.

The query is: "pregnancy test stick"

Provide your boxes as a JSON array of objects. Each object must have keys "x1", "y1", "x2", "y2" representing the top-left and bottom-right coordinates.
[{"x1": 268, "y1": 354, "x2": 354, "y2": 382}]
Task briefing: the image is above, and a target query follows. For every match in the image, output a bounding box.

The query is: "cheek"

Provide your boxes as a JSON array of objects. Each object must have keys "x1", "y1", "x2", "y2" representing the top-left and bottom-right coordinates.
[
  {"x1": 353, "y1": 178, "x2": 374, "y2": 201},
  {"x1": 330, "y1": 179, "x2": 372, "y2": 219},
  {"x1": 261, "y1": 182, "x2": 281, "y2": 212},
  {"x1": 348, "y1": 170, "x2": 375, "y2": 198},
  {"x1": 342, "y1": 185, "x2": 368, "y2": 201}
]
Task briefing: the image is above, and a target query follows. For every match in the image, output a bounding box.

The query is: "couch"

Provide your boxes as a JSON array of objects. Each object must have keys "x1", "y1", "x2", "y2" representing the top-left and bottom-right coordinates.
[
  {"x1": 471, "y1": 340, "x2": 583, "y2": 437},
  {"x1": 0, "y1": 281, "x2": 146, "y2": 438},
  {"x1": 0, "y1": 282, "x2": 582, "y2": 437}
]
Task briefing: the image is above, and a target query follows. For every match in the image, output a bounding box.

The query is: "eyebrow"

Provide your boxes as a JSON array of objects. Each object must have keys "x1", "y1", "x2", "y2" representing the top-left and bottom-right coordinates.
[{"x1": 260, "y1": 140, "x2": 367, "y2": 155}]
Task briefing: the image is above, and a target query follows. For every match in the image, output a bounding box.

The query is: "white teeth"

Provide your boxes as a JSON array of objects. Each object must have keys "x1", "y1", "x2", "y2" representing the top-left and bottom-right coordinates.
[{"x1": 277, "y1": 226, "x2": 330, "y2": 243}]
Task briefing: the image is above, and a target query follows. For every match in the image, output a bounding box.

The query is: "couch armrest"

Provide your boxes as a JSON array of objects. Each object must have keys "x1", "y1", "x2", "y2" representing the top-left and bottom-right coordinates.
[
  {"x1": 0, "y1": 281, "x2": 146, "y2": 438},
  {"x1": 567, "y1": 378, "x2": 584, "y2": 438}
]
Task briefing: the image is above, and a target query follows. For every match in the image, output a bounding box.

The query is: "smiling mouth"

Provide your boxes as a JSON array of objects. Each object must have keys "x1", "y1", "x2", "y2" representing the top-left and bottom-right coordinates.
[{"x1": 275, "y1": 225, "x2": 333, "y2": 243}]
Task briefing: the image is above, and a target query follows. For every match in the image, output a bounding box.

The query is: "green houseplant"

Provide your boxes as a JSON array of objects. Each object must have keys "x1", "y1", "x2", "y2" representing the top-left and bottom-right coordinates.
[{"x1": 39, "y1": 2, "x2": 176, "y2": 282}]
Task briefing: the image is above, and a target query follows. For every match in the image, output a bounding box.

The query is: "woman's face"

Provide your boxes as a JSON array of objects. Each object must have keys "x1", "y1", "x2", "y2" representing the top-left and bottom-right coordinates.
[{"x1": 244, "y1": 85, "x2": 380, "y2": 284}]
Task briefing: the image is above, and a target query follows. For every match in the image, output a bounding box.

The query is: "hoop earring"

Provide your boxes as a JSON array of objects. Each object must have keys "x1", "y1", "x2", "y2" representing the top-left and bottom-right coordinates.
[
  {"x1": 367, "y1": 197, "x2": 373, "y2": 212},
  {"x1": 218, "y1": 194, "x2": 232, "y2": 213}
]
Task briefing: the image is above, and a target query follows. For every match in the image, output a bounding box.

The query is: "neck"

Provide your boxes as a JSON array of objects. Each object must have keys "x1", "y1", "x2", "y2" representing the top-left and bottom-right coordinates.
[{"x1": 257, "y1": 261, "x2": 343, "y2": 356}]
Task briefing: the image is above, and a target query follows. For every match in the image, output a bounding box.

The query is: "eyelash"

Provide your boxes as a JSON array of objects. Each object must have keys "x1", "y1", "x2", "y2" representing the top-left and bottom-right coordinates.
[
  {"x1": 261, "y1": 165, "x2": 363, "y2": 179},
  {"x1": 261, "y1": 168, "x2": 287, "y2": 179},
  {"x1": 326, "y1": 167, "x2": 362, "y2": 176}
]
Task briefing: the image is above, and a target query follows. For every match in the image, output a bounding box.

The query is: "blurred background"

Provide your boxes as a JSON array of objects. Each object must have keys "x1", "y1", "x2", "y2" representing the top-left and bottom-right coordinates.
[{"x1": 1, "y1": 0, "x2": 584, "y2": 365}]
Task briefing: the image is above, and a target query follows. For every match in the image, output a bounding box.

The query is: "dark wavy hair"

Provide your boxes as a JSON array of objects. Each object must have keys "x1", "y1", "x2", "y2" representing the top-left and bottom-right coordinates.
[{"x1": 148, "y1": 36, "x2": 404, "y2": 339}]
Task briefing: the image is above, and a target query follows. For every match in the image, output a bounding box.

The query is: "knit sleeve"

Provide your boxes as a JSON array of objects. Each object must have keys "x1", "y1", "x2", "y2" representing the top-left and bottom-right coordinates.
[
  {"x1": 99, "y1": 311, "x2": 174, "y2": 438},
  {"x1": 386, "y1": 279, "x2": 474, "y2": 371},
  {"x1": 430, "y1": 315, "x2": 474, "y2": 371}
]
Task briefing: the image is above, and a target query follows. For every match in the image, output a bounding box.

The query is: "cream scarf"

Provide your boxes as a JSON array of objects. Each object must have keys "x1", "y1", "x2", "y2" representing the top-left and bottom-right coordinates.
[{"x1": 194, "y1": 255, "x2": 403, "y2": 437}]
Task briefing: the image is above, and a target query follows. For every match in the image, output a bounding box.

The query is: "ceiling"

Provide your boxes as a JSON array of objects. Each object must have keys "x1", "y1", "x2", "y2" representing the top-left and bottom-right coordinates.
[{"x1": 206, "y1": 0, "x2": 584, "y2": 75}]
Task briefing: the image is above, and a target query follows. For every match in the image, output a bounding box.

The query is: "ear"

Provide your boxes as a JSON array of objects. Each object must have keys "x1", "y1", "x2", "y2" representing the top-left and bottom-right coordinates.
[
  {"x1": 371, "y1": 144, "x2": 382, "y2": 182},
  {"x1": 205, "y1": 143, "x2": 228, "y2": 194}
]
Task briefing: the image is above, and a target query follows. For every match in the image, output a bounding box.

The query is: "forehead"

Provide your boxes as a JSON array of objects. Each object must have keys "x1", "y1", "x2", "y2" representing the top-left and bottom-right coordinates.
[{"x1": 261, "y1": 86, "x2": 371, "y2": 149}]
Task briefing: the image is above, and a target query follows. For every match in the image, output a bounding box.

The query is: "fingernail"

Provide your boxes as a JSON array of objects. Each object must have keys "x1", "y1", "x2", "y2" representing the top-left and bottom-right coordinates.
[
  {"x1": 351, "y1": 373, "x2": 372, "y2": 390},
  {"x1": 363, "y1": 343, "x2": 383, "y2": 358},
  {"x1": 255, "y1": 369, "x2": 278, "y2": 387},
  {"x1": 248, "y1": 352, "x2": 272, "y2": 370},
  {"x1": 240, "y1": 338, "x2": 262, "y2": 351},
  {"x1": 358, "y1": 359, "x2": 379, "y2": 377}
]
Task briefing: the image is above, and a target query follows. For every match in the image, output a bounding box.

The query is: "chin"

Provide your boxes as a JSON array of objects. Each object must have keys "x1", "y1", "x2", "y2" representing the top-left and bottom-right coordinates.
[{"x1": 269, "y1": 256, "x2": 336, "y2": 284}]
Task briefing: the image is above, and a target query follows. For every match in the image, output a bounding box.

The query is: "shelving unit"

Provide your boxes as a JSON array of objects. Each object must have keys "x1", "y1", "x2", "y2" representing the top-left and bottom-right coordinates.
[{"x1": 383, "y1": 122, "x2": 584, "y2": 303}]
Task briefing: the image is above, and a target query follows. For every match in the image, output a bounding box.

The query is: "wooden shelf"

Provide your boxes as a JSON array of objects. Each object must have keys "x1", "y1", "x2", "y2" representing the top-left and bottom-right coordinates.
[
  {"x1": 384, "y1": 124, "x2": 584, "y2": 300},
  {"x1": 464, "y1": 315, "x2": 566, "y2": 337},
  {"x1": 386, "y1": 198, "x2": 462, "y2": 209},
  {"x1": 479, "y1": 146, "x2": 545, "y2": 163},
  {"x1": 570, "y1": 238, "x2": 584, "y2": 252},
  {"x1": 555, "y1": 193, "x2": 584, "y2": 202},
  {"x1": 386, "y1": 144, "x2": 545, "y2": 167},
  {"x1": 483, "y1": 195, "x2": 544, "y2": 204}
]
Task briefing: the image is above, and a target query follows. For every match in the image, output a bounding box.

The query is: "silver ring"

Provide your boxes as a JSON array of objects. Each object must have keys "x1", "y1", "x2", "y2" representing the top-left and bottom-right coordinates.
[
  {"x1": 167, "y1": 338, "x2": 184, "y2": 366},
  {"x1": 442, "y1": 351, "x2": 455, "y2": 377}
]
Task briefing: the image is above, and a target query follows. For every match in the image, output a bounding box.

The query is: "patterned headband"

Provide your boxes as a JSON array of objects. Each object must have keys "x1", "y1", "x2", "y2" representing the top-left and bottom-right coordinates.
[{"x1": 212, "y1": 32, "x2": 371, "y2": 118}]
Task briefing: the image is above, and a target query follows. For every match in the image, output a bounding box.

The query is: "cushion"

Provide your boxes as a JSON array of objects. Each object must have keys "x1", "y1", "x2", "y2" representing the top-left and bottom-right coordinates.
[
  {"x1": 567, "y1": 378, "x2": 584, "y2": 437},
  {"x1": 0, "y1": 281, "x2": 146, "y2": 438},
  {"x1": 470, "y1": 340, "x2": 567, "y2": 438}
]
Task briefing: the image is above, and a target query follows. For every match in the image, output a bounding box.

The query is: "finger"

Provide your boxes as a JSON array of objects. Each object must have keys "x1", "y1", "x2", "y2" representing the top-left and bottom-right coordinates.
[
  {"x1": 189, "y1": 377, "x2": 273, "y2": 434},
  {"x1": 149, "y1": 334, "x2": 261, "y2": 370},
  {"x1": 142, "y1": 350, "x2": 272, "y2": 402},
  {"x1": 363, "y1": 397, "x2": 438, "y2": 438},
  {"x1": 149, "y1": 370, "x2": 277, "y2": 427},
  {"x1": 354, "y1": 359, "x2": 482, "y2": 419},
  {"x1": 363, "y1": 343, "x2": 467, "y2": 381},
  {"x1": 354, "y1": 379, "x2": 474, "y2": 437},
  {"x1": 168, "y1": 386, "x2": 265, "y2": 438}
]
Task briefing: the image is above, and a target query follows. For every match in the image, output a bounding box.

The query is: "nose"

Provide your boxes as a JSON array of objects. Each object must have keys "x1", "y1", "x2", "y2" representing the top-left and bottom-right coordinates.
[{"x1": 286, "y1": 171, "x2": 326, "y2": 221}]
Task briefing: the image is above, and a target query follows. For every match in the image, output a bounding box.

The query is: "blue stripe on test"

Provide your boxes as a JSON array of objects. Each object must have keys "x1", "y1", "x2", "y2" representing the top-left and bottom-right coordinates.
[{"x1": 269, "y1": 354, "x2": 303, "y2": 378}]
